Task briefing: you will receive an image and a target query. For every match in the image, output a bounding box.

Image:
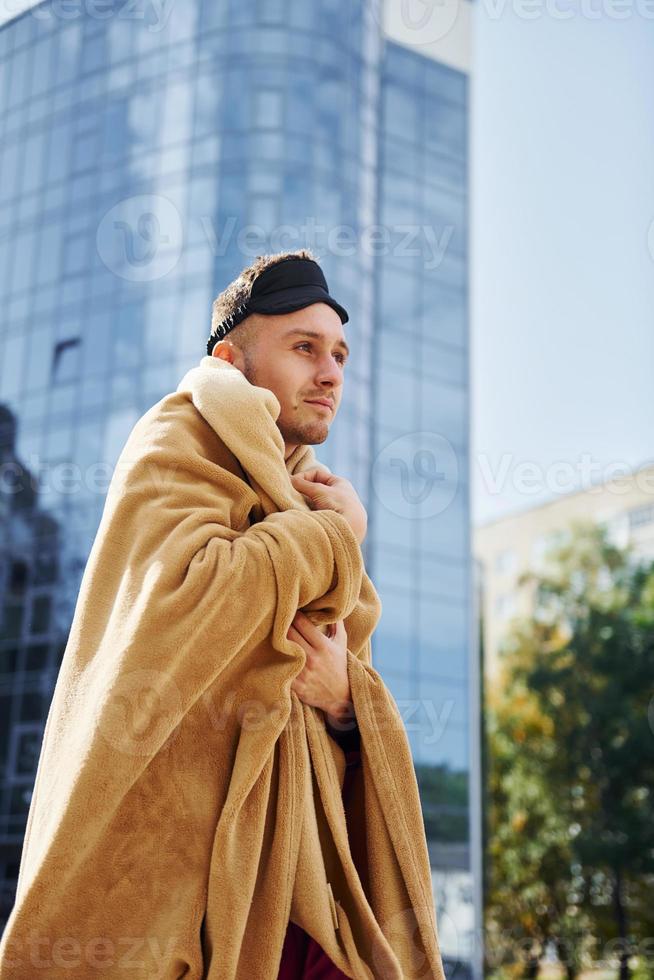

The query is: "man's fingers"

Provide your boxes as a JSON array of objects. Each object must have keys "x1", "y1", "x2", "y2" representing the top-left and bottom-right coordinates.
[
  {"x1": 287, "y1": 624, "x2": 307, "y2": 649},
  {"x1": 291, "y1": 469, "x2": 336, "y2": 486},
  {"x1": 290, "y1": 475, "x2": 320, "y2": 499},
  {"x1": 291, "y1": 475, "x2": 317, "y2": 491},
  {"x1": 300, "y1": 467, "x2": 329, "y2": 483},
  {"x1": 291, "y1": 611, "x2": 323, "y2": 645}
]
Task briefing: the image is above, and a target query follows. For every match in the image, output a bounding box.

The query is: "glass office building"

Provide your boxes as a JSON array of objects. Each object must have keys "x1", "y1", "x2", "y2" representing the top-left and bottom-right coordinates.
[
  {"x1": 0, "y1": 0, "x2": 478, "y2": 972},
  {"x1": 370, "y1": 33, "x2": 477, "y2": 976}
]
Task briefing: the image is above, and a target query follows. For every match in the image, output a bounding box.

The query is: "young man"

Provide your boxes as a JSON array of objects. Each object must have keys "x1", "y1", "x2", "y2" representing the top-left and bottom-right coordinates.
[
  {"x1": 208, "y1": 250, "x2": 362, "y2": 736},
  {"x1": 207, "y1": 249, "x2": 365, "y2": 978},
  {"x1": 0, "y1": 249, "x2": 444, "y2": 980}
]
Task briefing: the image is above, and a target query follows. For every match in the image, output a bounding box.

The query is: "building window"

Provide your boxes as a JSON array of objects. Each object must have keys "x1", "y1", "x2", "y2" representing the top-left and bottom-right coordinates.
[
  {"x1": 248, "y1": 195, "x2": 279, "y2": 230},
  {"x1": 628, "y1": 503, "x2": 654, "y2": 529},
  {"x1": 8, "y1": 723, "x2": 43, "y2": 783},
  {"x1": 494, "y1": 593, "x2": 516, "y2": 620},
  {"x1": 52, "y1": 338, "x2": 81, "y2": 385},
  {"x1": 28, "y1": 593, "x2": 51, "y2": 636},
  {"x1": 494, "y1": 548, "x2": 516, "y2": 575},
  {"x1": 531, "y1": 528, "x2": 571, "y2": 568},
  {"x1": 257, "y1": 0, "x2": 286, "y2": 23},
  {"x1": 253, "y1": 90, "x2": 283, "y2": 129}
]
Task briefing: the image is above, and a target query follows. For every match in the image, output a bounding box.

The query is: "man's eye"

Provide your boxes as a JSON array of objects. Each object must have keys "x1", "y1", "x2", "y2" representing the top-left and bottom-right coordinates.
[{"x1": 295, "y1": 343, "x2": 346, "y2": 365}]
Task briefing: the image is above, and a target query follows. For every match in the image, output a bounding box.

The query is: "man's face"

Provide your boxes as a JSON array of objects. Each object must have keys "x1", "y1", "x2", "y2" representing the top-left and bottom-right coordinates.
[{"x1": 211, "y1": 302, "x2": 349, "y2": 450}]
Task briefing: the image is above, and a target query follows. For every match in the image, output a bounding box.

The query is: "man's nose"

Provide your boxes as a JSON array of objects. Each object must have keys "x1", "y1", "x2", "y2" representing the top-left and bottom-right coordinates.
[{"x1": 314, "y1": 355, "x2": 342, "y2": 386}]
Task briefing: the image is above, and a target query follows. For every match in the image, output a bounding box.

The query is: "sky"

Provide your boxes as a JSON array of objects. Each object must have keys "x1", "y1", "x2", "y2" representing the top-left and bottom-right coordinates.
[
  {"x1": 471, "y1": 6, "x2": 654, "y2": 526},
  {"x1": 0, "y1": 0, "x2": 32, "y2": 28}
]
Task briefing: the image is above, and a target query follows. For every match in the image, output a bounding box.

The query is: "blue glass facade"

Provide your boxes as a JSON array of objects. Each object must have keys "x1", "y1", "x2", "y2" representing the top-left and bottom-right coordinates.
[
  {"x1": 370, "y1": 38, "x2": 474, "y2": 969},
  {"x1": 0, "y1": 0, "x2": 474, "y2": 970}
]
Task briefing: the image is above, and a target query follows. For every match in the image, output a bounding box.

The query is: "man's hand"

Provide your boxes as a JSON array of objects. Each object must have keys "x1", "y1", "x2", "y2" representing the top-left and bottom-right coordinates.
[
  {"x1": 290, "y1": 469, "x2": 368, "y2": 544},
  {"x1": 287, "y1": 613, "x2": 354, "y2": 726}
]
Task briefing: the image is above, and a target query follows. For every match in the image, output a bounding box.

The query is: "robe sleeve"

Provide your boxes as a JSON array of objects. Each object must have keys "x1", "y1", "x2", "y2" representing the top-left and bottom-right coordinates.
[
  {"x1": 93, "y1": 424, "x2": 368, "y2": 722},
  {"x1": 179, "y1": 507, "x2": 365, "y2": 653},
  {"x1": 124, "y1": 420, "x2": 365, "y2": 639}
]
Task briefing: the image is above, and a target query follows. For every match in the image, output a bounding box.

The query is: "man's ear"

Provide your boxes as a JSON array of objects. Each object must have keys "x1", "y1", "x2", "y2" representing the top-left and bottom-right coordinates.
[
  {"x1": 212, "y1": 341, "x2": 244, "y2": 370},
  {"x1": 211, "y1": 342, "x2": 230, "y2": 362}
]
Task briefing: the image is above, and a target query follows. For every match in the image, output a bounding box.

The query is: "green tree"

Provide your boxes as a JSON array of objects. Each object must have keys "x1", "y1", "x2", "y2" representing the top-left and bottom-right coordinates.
[
  {"x1": 486, "y1": 674, "x2": 591, "y2": 979},
  {"x1": 486, "y1": 521, "x2": 654, "y2": 979}
]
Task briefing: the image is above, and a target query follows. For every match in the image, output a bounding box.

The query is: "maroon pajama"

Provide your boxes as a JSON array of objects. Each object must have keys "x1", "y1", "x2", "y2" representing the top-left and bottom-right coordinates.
[{"x1": 276, "y1": 722, "x2": 361, "y2": 980}]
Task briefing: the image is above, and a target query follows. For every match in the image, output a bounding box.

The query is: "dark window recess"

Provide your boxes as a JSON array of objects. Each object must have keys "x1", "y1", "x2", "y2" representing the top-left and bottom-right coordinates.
[
  {"x1": 25, "y1": 644, "x2": 50, "y2": 671},
  {"x1": 9, "y1": 560, "x2": 28, "y2": 594},
  {"x1": 2, "y1": 602, "x2": 24, "y2": 641},
  {"x1": 32, "y1": 544, "x2": 59, "y2": 586},
  {"x1": 28, "y1": 594, "x2": 51, "y2": 635},
  {"x1": 0, "y1": 648, "x2": 18, "y2": 674},
  {"x1": 14, "y1": 729, "x2": 42, "y2": 775},
  {"x1": 18, "y1": 693, "x2": 44, "y2": 724},
  {"x1": 0, "y1": 695, "x2": 12, "y2": 770},
  {"x1": 9, "y1": 785, "x2": 32, "y2": 820},
  {"x1": 52, "y1": 338, "x2": 81, "y2": 384}
]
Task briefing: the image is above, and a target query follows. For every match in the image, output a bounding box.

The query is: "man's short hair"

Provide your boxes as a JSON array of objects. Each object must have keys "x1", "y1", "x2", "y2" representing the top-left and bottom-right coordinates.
[{"x1": 208, "y1": 247, "x2": 319, "y2": 355}]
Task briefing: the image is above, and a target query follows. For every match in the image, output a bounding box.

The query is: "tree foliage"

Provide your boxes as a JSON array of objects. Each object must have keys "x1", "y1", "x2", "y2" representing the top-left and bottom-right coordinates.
[{"x1": 485, "y1": 521, "x2": 654, "y2": 979}]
